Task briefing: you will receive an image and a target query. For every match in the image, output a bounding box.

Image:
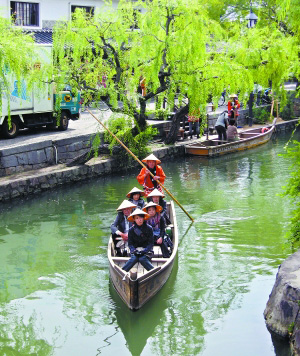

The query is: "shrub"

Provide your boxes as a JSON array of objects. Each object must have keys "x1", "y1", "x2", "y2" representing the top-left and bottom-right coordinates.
[
  {"x1": 253, "y1": 107, "x2": 272, "y2": 124},
  {"x1": 280, "y1": 92, "x2": 295, "y2": 121},
  {"x1": 281, "y1": 139, "x2": 300, "y2": 248},
  {"x1": 103, "y1": 116, "x2": 158, "y2": 164}
]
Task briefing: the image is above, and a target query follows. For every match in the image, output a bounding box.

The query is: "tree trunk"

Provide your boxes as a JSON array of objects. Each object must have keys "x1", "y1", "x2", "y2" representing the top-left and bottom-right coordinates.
[
  {"x1": 164, "y1": 104, "x2": 189, "y2": 144},
  {"x1": 137, "y1": 98, "x2": 147, "y2": 130}
]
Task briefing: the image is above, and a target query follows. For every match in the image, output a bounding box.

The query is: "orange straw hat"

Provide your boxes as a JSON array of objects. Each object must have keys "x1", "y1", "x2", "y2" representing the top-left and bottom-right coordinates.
[
  {"x1": 147, "y1": 188, "x2": 165, "y2": 198},
  {"x1": 142, "y1": 153, "x2": 161, "y2": 164},
  {"x1": 116, "y1": 200, "x2": 136, "y2": 212},
  {"x1": 127, "y1": 208, "x2": 150, "y2": 222},
  {"x1": 143, "y1": 201, "x2": 163, "y2": 213},
  {"x1": 126, "y1": 186, "x2": 145, "y2": 198}
]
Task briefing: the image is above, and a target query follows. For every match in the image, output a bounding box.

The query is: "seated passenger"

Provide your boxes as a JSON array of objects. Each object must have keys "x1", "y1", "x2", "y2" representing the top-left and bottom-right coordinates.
[
  {"x1": 143, "y1": 202, "x2": 171, "y2": 258},
  {"x1": 147, "y1": 188, "x2": 171, "y2": 225},
  {"x1": 227, "y1": 119, "x2": 239, "y2": 142},
  {"x1": 122, "y1": 208, "x2": 154, "y2": 272},
  {"x1": 111, "y1": 200, "x2": 136, "y2": 256},
  {"x1": 126, "y1": 187, "x2": 145, "y2": 210}
]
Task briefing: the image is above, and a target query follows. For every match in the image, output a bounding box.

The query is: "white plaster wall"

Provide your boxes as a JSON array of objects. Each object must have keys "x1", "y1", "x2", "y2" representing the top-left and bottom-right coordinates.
[{"x1": 0, "y1": 0, "x2": 119, "y2": 27}]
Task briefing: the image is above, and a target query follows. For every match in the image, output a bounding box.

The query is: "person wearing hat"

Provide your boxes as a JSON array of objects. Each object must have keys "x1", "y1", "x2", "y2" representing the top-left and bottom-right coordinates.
[
  {"x1": 111, "y1": 200, "x2": 136, "y2": 256},
  {"x1": 136, "y1": 153, "x2": 166, "y2": 196},
  {"x1": 147, "y1": 188, "x2": 171, "y2": 225},
  {"x1": 122, "y1": 208, "x2": 154, "y2": 272},
  {"x1": 227, "y1": 94, "x2": 240, "y2": 124},
  {"x1": 126, "y1": 187, "x2": 145, "y2": 210},
  {"x1": 143, "y1": 202, "x2": 170, "y2": 258}
]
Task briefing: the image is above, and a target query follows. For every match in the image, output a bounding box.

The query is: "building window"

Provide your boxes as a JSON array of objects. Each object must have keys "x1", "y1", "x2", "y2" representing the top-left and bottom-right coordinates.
[
  {"x1": 11, "y1": 1, "x2": 39, "y2": 27},
  {"x1": 71, "y1": 5, "x2": 94, "y2": 17}
]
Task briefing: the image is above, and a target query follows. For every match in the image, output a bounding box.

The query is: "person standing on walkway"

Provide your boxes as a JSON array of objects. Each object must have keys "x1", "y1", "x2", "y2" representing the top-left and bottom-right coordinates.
[
  {"x1": 215, "y1": 110, "x2": 228, "y2": 143},
  {"x1": 137, "y1": 154, "x2": 166, "y2": 196},
  {"x1": 228, "y1": 94, "x2": 240, "y2": 125},
  {"x1": 186, "y1": 109, "x2": 201, "y2": 139}
]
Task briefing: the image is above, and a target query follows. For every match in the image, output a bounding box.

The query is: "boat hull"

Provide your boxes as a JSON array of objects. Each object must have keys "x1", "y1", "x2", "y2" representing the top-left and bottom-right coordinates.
[{"x1": 185, "y1": 123, "x2": 275, "y2": 157}]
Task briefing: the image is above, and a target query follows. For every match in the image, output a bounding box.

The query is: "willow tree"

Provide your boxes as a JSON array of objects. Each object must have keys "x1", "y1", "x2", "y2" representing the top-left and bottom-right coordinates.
[
  {"x1": 0, "y1": 16, "x2": 50, "y2": 119},
  {"x1": 52, "y1": 0, "x2": 298, "y2": 144}
]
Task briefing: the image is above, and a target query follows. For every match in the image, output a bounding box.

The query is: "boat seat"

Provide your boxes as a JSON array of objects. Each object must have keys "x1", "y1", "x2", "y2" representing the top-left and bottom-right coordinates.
[{"x1": 153, "y1": 245, "x2": 163, "y2": 258}]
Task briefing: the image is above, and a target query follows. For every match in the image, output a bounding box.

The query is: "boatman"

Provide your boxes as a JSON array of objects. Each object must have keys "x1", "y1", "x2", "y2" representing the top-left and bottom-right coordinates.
[{"x1": 136, "y1": 154, "x2": 166, "y2": 197}]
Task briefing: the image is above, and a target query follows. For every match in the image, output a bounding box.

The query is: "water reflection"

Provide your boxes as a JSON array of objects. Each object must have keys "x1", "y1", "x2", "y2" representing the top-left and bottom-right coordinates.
[{"x1": 108, "y1": 257, "x2": 178, "y2": 356}]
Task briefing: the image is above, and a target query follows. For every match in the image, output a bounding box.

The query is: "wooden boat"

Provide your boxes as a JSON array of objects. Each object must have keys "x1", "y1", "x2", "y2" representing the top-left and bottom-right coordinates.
[
  {"x1": 107, "y1": 201, "x2": 178, "y2": 310},
  {"x1": 185, "y1": 118, "x2": 277, "y2": 157}
]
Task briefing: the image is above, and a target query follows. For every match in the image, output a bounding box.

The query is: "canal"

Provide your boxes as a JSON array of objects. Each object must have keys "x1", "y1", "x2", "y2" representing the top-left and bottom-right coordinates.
[{"x1": 0, "y1": 130, "x2": 299, "y2": 356}]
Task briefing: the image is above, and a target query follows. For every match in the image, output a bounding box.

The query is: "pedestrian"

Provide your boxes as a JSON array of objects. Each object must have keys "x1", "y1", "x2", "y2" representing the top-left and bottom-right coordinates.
[
  {"x1": 186, "y1": 108, "x2": 200, "y2": 139},
  {"x1": 214, "y1": 110, "x2": 228, "y2": 143},
  {"x1": 227, "y1": 94, "x2": 240, "y2": 125}
]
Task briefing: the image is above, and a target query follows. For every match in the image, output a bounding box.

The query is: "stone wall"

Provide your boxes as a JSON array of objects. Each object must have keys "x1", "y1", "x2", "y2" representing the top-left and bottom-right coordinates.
[
  {"x1": 294, "y1": 97, "x2": 300, "y2": 118},
  {"x1": 0, "y1": 134, "x2": 97, "y2": 177},
  {"x1": 264, "y1": 250, "x2": 300, "y2": 355},
  {"x1": 0, "y1": 145, "x2": 185, "y2": 202}
]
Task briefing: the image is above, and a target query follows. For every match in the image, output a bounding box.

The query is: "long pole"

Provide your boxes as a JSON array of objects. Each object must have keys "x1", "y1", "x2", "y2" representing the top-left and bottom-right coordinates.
[
  {"x1": 87, "y1": 108, "x2": 194, "y2": 222},
  {"x1": 270, "y1": 100, "x2": 275, "y2": 121}
]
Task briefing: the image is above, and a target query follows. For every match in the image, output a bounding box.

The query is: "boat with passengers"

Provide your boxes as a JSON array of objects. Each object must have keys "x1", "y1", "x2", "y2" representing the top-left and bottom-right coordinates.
[{"x1": 107, "y1": 201, "x2": 178, "y2": 310}]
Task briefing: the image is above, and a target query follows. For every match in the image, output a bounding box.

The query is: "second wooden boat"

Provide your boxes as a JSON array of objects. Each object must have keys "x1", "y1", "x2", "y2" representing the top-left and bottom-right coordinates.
[
  {"x1": 185, "y1": 118, "x2": 277, "y2": 157},
  {"x1": 107, "y1": 201, "x2": 178, "y2": 310}
]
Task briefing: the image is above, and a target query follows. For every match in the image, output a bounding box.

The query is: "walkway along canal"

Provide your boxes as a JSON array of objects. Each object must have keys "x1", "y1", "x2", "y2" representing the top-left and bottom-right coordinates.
[
  {"x1": 0, "y1": 129, "x2": 299, "y2": 355},
  {"x1": 0, "y1": 119, "x2": 298, "y2": 203}
]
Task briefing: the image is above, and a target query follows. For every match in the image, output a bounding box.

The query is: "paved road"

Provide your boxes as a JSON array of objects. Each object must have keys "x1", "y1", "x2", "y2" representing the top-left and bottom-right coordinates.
[{"x1": 0, "y1": 107, "x2": 110, "y2": 150}]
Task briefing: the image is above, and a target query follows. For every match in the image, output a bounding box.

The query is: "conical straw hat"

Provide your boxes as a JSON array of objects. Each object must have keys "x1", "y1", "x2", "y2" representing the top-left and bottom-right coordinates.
[
  {"x1": 126, "y1": 186, "x2": 145, "y2": 198},
  {"x1": 143, "y1": 201, "x2": 163, "y2": 213},
  {"x1": 127, "y1": 208, "x2": 150, "y2": 222},
  {"x1": 116, "y1": 200, "x2": 136, "y2": 211},
  {"x1": 147, "y1": 188, "x2": 165, "y2": 198},
  {"x1": 142, "y1": 153, "x2": 161, "y2": 164}
]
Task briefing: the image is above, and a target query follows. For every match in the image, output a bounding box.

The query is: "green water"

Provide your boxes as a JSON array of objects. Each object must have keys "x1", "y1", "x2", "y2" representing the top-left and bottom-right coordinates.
[{"x1": 0, "y1": 131, "x2": 298, "y2": 356}]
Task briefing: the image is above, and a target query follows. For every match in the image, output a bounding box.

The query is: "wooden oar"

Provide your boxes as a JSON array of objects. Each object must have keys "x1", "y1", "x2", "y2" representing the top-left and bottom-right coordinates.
[{"x1": 86, "y1": 108, "x2": 194, "y2": 222}]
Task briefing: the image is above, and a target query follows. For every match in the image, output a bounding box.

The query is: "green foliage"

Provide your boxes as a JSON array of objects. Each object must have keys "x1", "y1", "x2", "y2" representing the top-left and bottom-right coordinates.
[
  {"x1": 253, "y1": 107, "x2": 272, "y2": 124},
  {"x1": 281, "y1": 138, "x2": 300, "y2": 247},
  {"x1": 103, "y1": 116, "x2": 158, "y2": 163},
  {"x1": 280, "y1": 92, "x2": 296, "y2": 121},
  {"x1": 288, "y1": 322, "x2": 295, "y2": 334},
  {"x1": 155, "y1": 108, "x2": 170, "y2": 120},
  {"x1": 51, "y1": 0, "x2": 298, "y2": 141}
]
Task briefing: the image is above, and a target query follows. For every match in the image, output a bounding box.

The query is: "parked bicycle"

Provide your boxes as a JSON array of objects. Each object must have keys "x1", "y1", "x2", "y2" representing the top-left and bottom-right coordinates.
[{"x1": 218, "y1": 89, "x2": 228, "y2": 106}]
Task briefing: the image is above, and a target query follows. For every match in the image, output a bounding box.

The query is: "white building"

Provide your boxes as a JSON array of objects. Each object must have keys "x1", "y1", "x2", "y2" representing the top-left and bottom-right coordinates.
[{"x1": 0, "y1": 0, "x2": 118, "y2": 30}]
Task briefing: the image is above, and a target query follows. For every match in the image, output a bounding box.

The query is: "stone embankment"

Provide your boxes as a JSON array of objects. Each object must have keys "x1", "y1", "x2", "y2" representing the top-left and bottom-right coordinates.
[
  {"x1": 264, "y1": 250, "x2": 300, "y2": 355},
  {"x1": 0, "y1": 144, "x2": 185, "y2": 202},
  {"x1": 0, "y1": 118, "x2": 298, "y2": 203}
]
